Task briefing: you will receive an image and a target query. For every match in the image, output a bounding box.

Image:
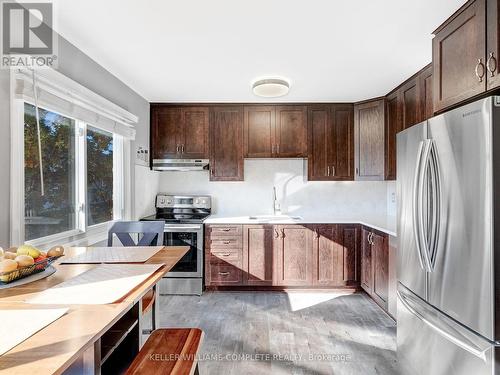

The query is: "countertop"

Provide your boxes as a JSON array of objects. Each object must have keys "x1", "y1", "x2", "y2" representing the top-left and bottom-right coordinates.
[{"x1": 205, "y1": 214, "x2": 397, "y2": 237}]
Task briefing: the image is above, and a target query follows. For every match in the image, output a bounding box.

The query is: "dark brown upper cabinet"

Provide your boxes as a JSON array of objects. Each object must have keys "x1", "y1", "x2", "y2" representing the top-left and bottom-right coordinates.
[
  {"x1": 308, "y1": 104, "x2": 354, "y2": 181},
  {"x1": 275, "y1": 106, "x2": 308, "y2": 157},
  {"x1": 151, "y1": 106, "x2": 209, "y2": 160},
  {"x1": 400, "y1": 78, "x2": 419, "y2": 129},
  {"x1": 244, "y1": 106, "x2": 275, "y2": 158},
  {"x1": 354, "y1": 99, "x2": 385, "y2": 181},
  {"x1": 385, "y1": 91, "x2": 401, "y2": 181},
  {"x1": 487, "y1": 0, "x2": 500, "y2": 90},
  {"x1": 209, "y1": 106, "x2": 244, "y2": 181},
  {"x1": 243, "y1": 105, "x2": 307, "y2": 158},
  {"x1": 418, "y1": 64, "x2": 434, "y2": 121},
  {"x1": 433, "y1": 0, "x2": 487, "y2": 112}
]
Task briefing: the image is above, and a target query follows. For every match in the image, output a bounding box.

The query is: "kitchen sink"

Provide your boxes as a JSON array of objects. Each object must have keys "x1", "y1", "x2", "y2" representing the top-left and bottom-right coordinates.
[{"x1": 248, "y1": 215, "x2": 303, "y2": 222}]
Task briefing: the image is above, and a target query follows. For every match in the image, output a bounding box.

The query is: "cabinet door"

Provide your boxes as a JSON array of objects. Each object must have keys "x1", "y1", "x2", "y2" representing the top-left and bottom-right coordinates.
[
  {"x1": 274, "y1": 225, "x2": 312, "y2": 286},
  {"x1": 307, "y1": 106, "x2": 330, "y2": 180},
  {"x1": 275, "y1": 106, "x2": 308, "y2": 157},
  {"x1": 385, "y1": 91, "x2": 401, "y2": 181},
  {"x1": 209, "y1": 107, "x2": 244, "y2": 181},
  {"x1": 487, "y1": 0, "x2": 500, "y2": 90},
  {"x1": 354, "y1": 99, "x2": 385, "y2": 181},
  {"x1": 360, "y1": 228, "x2": 373, "y2": 294},
  {"x1": 312, "y1": 225, "x2": 345, "y2": 286},
  {"x1": 418, "y1": 64, "x2": 434, "y2": 121},
  {"x1": 337, "y1": 225, "x2": 360, "y2": 284},
  {"x1": 401, "y1": 79, "x2": 419, "y2": 129},
  {"x1": 242, "y1": 225, "x2": 275, "y2": 285},
  {"x1": 244, "y1": 106, "x2": 275, "y2": 158},
  {"x1": 151, "y1": 107, "x2": 181, "y2": 159},
  {"x1": 372, "y1": 232, "x2": 389, "y2": 309},
  {"x1": 180, "y1": 107, "x2": 209, "y2": 158},
  {"x1": 331, "y1": 105, "x2": 354, "y2": 180},
  {"x1": 433, "y1": 0, "x2": 486, "y2": 112}
]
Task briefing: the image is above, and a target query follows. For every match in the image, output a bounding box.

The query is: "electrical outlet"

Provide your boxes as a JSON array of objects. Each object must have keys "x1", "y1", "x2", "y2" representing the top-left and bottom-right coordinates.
[{"x1": 136, "y1": 146, "x2": 149, "y2": 165}]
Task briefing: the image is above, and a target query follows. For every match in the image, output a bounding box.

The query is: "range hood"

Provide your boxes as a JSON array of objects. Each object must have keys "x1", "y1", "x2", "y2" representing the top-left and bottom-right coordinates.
[{"x1": 152, "y1": 159, "x2": 210, "y2": 171}]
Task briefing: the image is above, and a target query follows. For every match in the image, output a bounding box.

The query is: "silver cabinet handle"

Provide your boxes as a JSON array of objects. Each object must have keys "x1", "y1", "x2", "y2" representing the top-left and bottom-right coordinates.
[
  {"x1": 272, "y1": 144, "x2": 275, "y2": 155},
  {"x1": 332, "y1": 166, "x2": 335, "y2": 176},
  {"x1": 274, "y1": 228, "x2": 279, "y2": 238},
  {"x1": 281, "y1": 228, "x2": 285, "y2": 238},
  {"x1": 475, "y1": 58, "x2": 485, "y2": 82},
  {"x1": 218, "y1": 271, "x2": 230, "y2": 276},
  {"x1": 181, "y1": 144, "x2": 185, "y2": 153},
  {"x1": 220, "y1": 253, "x2": 231, "y2": 257},
  {"x1": 487, "y1": 52, "x2": 497, "y2": 77},
  {"x1": 327, "y1": 166, "x2": 330, "y2": 176},
  {"x1": 176, "y1": 145, "x2": 180, "y2": 153},
  {"x1": 222, "y1": 240, "x2": 231, "y2": 244},
  {"x1": 211, "y1": 168, "x2": 215, "y2": 176},
  {"x1": 355, "y1": 167, "x2": 359, "y2": 176}
]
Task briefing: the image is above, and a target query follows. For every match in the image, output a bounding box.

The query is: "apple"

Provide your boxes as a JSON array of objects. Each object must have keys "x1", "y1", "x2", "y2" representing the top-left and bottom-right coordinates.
[{"x1": 16, "y1": 245, "x2": 40, "y2": 259}]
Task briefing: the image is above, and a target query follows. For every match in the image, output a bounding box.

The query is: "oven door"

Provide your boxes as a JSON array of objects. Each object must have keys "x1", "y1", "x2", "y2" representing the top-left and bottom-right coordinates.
[{"x1": 163, "y1": 224, "x2": 203, "y2": 278}]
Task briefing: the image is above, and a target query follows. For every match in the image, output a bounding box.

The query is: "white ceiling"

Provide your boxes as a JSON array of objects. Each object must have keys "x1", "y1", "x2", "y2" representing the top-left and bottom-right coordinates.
[{"x1": 52, "y1": 0, "x2": 466, "y2": 103}]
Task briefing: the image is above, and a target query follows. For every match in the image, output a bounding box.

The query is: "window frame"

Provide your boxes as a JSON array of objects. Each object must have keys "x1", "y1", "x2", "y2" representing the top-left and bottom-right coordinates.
[{"x1": 11, "y1": 99, "x2": 127, "y2": 247}]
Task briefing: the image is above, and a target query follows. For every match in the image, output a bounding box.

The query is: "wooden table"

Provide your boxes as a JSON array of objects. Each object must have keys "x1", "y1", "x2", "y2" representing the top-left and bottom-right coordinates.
[{"x1": 0, "y1": 246, "x2": 189, "y2": 375}]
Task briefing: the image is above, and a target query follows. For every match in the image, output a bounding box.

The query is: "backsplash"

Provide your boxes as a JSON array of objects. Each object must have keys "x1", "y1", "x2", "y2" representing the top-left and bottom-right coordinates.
[{"x1": 136, "y1": 159, "x2": 392, "y2": 218}]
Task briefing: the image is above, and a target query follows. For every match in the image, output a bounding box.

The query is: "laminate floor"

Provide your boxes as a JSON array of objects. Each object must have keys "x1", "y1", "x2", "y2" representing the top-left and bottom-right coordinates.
[{"x1": 156, "y1": 291, "x2": 397, "y2": 375}]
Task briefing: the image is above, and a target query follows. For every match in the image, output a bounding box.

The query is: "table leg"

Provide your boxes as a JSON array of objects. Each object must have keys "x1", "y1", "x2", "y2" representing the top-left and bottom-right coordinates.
[{"x1": 152, "y1": 284, "x2": 160, "y2": 331}]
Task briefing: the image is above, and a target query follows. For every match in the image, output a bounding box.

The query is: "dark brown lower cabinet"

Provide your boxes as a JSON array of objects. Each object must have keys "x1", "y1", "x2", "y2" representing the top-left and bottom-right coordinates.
[
  {"x1": 274, "y1": 225, "x2": 313, "y2": 286},
  {"x1": 205, "y1": 223, "x2": 361, "y2": 288},
  {"x1": 242, "y1": 225, "x2": 274, "y2": 285},
  {"x1": 360, "y1": 228, "x2": 373, "y2": 293},
  {"x1": 360, "y1": 227, "x2": 389, "y2": 311},
  {"x1": 312, "y1": 224, "x2": 359, "y2": 286}
]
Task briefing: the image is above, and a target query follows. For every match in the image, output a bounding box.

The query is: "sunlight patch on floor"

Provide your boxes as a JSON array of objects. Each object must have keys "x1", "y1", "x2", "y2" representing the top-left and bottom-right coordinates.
[{"x1": 285, "y1": 291, "x2": 353, "y2": 312}]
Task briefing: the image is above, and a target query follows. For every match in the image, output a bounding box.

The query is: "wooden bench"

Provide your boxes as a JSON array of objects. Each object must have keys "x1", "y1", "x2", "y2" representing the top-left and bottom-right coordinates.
[{"x1": 126, "y1": 328, "x2": 204, "y2": 375}]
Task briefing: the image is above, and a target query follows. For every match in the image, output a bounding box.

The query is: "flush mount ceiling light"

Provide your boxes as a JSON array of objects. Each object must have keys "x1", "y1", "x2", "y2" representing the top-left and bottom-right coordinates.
[{"x1": 252, "y1": 78, "x2": 290, "y2": 98}]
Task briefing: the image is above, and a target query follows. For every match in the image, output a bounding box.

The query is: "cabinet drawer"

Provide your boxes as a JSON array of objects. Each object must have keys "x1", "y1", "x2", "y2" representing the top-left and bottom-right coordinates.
[
  {"x1": 209, "y1": 263, "x2": 242, "y2": 285},
  {"x1": 209, "y1": 237, "x2": 242, "y2": 248},
  {"x1": 208, "y1": 225, "x2": 242, "y2": 237},
  {"x1": 210, "y1": 251, "x2": 241, "y2": 266}
]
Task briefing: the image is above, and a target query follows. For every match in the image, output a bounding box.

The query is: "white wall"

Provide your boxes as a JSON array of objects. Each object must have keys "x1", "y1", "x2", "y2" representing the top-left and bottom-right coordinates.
[{"x1": 134, "y1": 159, "x2": 391, "y2": 218}]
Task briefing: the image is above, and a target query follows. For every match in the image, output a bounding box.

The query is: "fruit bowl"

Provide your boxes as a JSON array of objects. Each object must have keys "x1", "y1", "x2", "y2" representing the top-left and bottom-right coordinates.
[{"x1": 0, "y1": 255, "x2": 62, "y2": 284}]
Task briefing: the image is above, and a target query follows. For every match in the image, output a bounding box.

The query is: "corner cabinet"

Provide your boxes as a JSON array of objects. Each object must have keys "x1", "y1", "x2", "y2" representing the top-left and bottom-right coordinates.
[
  {"x1": 209, "y1": 106, "x2": 244, "y2": 181},
  {"x1": 308, "y1": 105, "x2": 354, "y2": 181},
  {"x1": 354, "y1": 99, "x2": 386, "y2": 181},
  {"x1": 151, "y1": 106, "x2": 209, "y2": 160},
  {"x1": 360, "y1": 227, "x2": 389, "y2": 311}
]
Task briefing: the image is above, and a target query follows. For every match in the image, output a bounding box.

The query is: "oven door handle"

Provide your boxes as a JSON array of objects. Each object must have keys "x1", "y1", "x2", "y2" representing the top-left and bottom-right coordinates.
[{"x1": 164, "y1": 225, "x2": 203, "y2": 231}]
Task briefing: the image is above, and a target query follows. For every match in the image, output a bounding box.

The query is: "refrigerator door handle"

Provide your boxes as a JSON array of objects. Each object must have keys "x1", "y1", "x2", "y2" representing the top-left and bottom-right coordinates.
[
  {"x1": 413, "y1": 140, "x2": 430, "y2": 271},
  {"x1": 397, "y1": 286, "x2": 491, "y2": 361},
  {"x1": 427, "y1": 142, "x2": 442, "y2": 270},
  {"x1": 416, "y1": 139, "x2": 434, "y2": 272}
]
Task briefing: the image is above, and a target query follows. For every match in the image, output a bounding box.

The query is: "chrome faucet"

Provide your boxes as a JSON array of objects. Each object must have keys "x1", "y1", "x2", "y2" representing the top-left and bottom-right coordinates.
[{"x1": 273, "y1": 186, "x2": 281, "y2": 215}]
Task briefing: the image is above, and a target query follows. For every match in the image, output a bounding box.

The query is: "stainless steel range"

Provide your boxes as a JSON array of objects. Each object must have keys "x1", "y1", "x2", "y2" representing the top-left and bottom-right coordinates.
[{"x1": 140, "y1": 194, "x2": 211, "y2": 296}]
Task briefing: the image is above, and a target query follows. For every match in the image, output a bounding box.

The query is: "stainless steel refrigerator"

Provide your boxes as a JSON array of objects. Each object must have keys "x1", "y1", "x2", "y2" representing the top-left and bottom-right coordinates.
[{"x1": 397, "y1": 96, "x2": 500, "y2": 375}]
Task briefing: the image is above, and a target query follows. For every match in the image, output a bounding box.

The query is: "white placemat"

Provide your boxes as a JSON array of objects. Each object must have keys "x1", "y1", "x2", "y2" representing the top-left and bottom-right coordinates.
[
  {"x1": 26, "y1": 264, "x2": 163, "y2": 305},
  {"x1": 0, "y1": 308, "x2": 68, "y2": 355},
  {"x1": 60, "y1": 246, "x2": 163, "y2": 264}
]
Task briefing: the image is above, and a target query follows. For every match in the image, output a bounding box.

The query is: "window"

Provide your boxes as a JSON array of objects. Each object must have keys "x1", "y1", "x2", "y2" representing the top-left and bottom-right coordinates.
[
  {"x1": 24, "y1": 103, "x2": 76, "y2": 240},
  {"x1": 22, "y1": 102, "x2": 123, "y2": 243},
  {"x1": 87, "y1": 126, "x2": 114, "y2": 226}
]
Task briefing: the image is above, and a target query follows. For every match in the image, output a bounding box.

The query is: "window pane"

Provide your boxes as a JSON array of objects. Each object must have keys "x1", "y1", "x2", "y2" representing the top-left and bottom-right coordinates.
[
  {"x1": 87, "y1": 126, "x2": 113, "y2": 226},
  {"x1": 24, "y1": 103, "x2": 76, "y2": 240}
]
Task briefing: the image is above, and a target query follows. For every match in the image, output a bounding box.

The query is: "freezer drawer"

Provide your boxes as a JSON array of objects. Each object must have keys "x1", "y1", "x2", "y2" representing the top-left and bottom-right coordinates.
[{"x1": 397, "y1": 284, "x2": 494, "y2": 375}]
